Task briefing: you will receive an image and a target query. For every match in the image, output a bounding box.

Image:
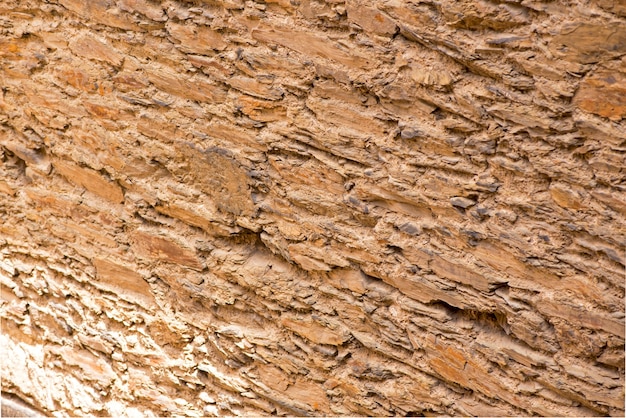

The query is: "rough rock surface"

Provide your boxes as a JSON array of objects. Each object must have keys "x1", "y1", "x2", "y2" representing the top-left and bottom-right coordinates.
[{"x1": 0, "y1": 0, "x2": 625, "y2": 416}]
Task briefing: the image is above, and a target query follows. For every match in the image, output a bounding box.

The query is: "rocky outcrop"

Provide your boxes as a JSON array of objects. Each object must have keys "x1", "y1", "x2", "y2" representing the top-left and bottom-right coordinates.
[{"x1": 0, "y1": 0, "x2": 624, "y2": 416}]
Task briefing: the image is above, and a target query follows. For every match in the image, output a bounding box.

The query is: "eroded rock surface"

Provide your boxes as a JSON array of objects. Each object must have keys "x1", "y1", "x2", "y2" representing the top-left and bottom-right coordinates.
[{"x1": 0, "y1": 0, "x2": 624, "y2": 416}]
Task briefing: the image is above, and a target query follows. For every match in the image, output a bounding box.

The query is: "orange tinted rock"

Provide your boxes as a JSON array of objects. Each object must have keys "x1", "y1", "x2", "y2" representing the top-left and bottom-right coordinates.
[
  {"x1": 58, "y1": 0, "x2": 139, "y2": 29},
  {"x1": 56, "y1": 67, "x2": 96, "y2": 93},
  {"x1": 374, "y1": 267, "x2": 470, "y2": 309},
  {"x1": 118, "y1": 0, "x2": 165, "y2": 21},
  {"x1": 93, "y1": 258, "x2": 155, "y2": 307},
  {"x1": 1, "y1": 0, "x2": 625, "y2": 416},
  {"x1": 306, "y1": 96, "x2": 387, "y2": 138},
  {"x1": 226, "y1": 76, "x2": 283, "y2": 101},
  {"x1": 22, "y1": 85, "x2": 87, "y2": 118},
  {"x1": 440, "y1": 0, "x2": 529, "y2": 30},
  {"x1": 377, "y1": 377, "x2": 436, "y2": 410},
  {"x1": 0, "y1": 180, "x2": 15, "y2": 196},
  {"x1": 595, "y1": 0, "x2": 626, "y2": 16},
  {"x1": 472, "y1": 241, "x2": 561, "y2": 291},
  {"x1": 549, "y1": 183, "x2": 583, "y2": 210},
  {"x1": 196, "y1": 123, "x2": 266, "y2": 151},
  {"x1": 285, "y1": 379, "x2": 330, "y2": 412},
  {"x1": 1, "y1": 139, "x2": 51, "y2": 175},
  {"x1": 53, "y1": 160, "x2": 124, "y2": 203},
  {"x1": 24, "y1": 189, "x2": 82, "y2": 219},
  {"x1": 288, "y1": 243, "x2": 349, "y2": 270},
  {"x1": 255, "y1": 364, "x2": 289, "y2": 392},
  {"x1": 62, "y1": 220, "x2": 117, "y2": 249},
  {"x1": 252, "y1": 25, "x2": 370, "y2": 68},
  {"x1": 327, "y1": 269, "x2": 368, "y2": 294},
  {"x1": 112, "y1": 72, "x2": 150, "y2": 90},
  {"x1": 77, "y1": 334, "x2": 114, "y2": 355},
  {"x1": 84, "y1": 101, "x2": 130, "y2": 121},
  {"x1": 69, "y1": 34, "x2": 124, "y2": 66},
  {"x1": 346, "y1": 1, "x2": 398, "y2": 36},
  {"x1": 429, "y1": 356, "x2": 470, "y2": 387},
  {"x1": 50, "y1": 346, "x2": 116, "y2": 388},
  {"x1": 410, "y1": 66, "x2": 454, "y2": 87},
  {"x1": 592, "y1": 190, "x2": 626, "y2": 215},
  {"x1": 574, "y1": 67, "x2": 626, "y2": 121},
  {"x1": 550, "y1": 23, "x2": 626, "y2": 64},
  {"x1": 288, "y1": 251, "x2": 332, "y2": 271},
  {"x1": 236, "y1": 95, "x2": 287, "y2": 122},
  {"x1": 155, "y1": 203, "x2": 238, "y2": 237},
  {"x1": 281, "y1": 316, "x2": 350, "y2": 345},
  {"x1": 430, "y1": 254, "x2": 495, "y2": 292},
  {"x1": 132, "y1": 230, "x2": 203, "y2": 271},
  {"x1": 264, "y1": 0, "x2": 294, "y2": 12},
  {"x1": 166, "y1": 22, "x2": 227, "y2": 53},
  {"x1": 146, "y1": 68, "x2": 227, "y2": 103},
  {"x1": 538, "y1": 299, "x2": 625, "y2": 338},
  {"x1": 136, "y1": 116, "x2": 177, "y2": 142}
]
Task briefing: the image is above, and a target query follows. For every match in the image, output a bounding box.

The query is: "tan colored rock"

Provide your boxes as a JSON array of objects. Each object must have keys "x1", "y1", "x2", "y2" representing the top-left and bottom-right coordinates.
[
  {"x1": 375, "y1": 267, "x2": 470, "y2": 309},
  {"x1": 146, "y1": 68, "x2": 227, "y2": 103},
  {"x1": 93, "y1": 258, "x2": 155, "y2": 307},
  {"x1": 22, "y1": 85, "x2": 86, "y2": 118},
  {"x1": 410, "y1": 66, "x2": 454, "y2": 87},
  {"x1": 285, "y1": 379, "x2": 330, "y2": 413},
  {"x1": 166, "y1": 22, "x2": 227, "y2": 54},
  {"x1": 592, "y1": 190, "x2": 626, "y2": 216},
  {"x1": 252, "y1": 25, "x2": 369, "y2": 68},
  {"x1": 281, "y1": 316, "x2": 350, "y2": 346},
  {"x1": 440, "y1": 0, "x2": 529, "y2": 30},
  {"x1": 69, "y1": 34, "x2": 124, "y2": 67},
  {"x1": 56, "y1": 66, "x2": 97, "y2": 93},
  {"x1": 550, "y1": 23, "x2": 626, "y2": 64},
  {"x1": 288, "y1": 251, "x2": 332, "y2": 271},
  {"x1": 595, "y1": 0, "x2": 626, "y2": 16},
  {"x1": 430, "y1": 254, "x2": 494, "y2": 292},
  {"x1": 58, "y1": 0, "x2": 139, "y2": 30},
  {"x1": 538, "y1": 299, "x2": 625, "y2": 338},
  {"x1": 155, "y1": 203, "x2": 235, "y2": 237},
  {"x1": 0, "y1": 394, "x2": 45, "y2": 418},
  {"x1": 236, "y1": 95, "x2": 287, "y2": 122},
  {"x1": 306, "y1": 96, "x2": 387, "y2": 138},
  {"x1": 1, "y1": 0, "x2": 624, "y2": 416},
  {"x1": 84, "y1": 101, "x2": 131, "y2": 122},
  {"x1": 549, "y1": 183, "x2": 583, "y2": 210},
  {"x1": 574, "y1": 66, "x2": 626, "y2": 121},
  {"x1": 346, "y1": 1, "x2": 398, "y2": 37},
  {"x1": 224, "y1": 76, "x2": 283, "y2": 101},
  {"x1": 132, "y1": 231, "x2": 203, "y2": 271},
  {"x1": 118, "y1": 0, "x2": 165, "y2": 21},
  {"x1": 171, "y1": 144, "x2": 255, "y2": 217},
  {"x1": 49, "y1": 346, "x2": 116, "y2": 388},
  {"x1": 0, "y1": 180, "x2": 16, "y2": 196},
  {"x1": 1, "y1": 139, "x2": 51, "y2": 175},
  {"x1": 53, "y1": 160, "x2": 124, "y2": 203},
  {"x1": 327, "y1": 269, "x2": 369, "y2": 294}
]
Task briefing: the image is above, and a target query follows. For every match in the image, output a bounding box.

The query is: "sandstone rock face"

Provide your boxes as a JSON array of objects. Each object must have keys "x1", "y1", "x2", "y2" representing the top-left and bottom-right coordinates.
[{"x1": 0, "y1": 0, "x2": 624, "y2": 416}]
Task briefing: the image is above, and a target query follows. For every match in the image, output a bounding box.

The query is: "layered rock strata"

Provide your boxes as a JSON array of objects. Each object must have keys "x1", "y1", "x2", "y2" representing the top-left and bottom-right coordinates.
[{"x1": 0, "y1": 0, "x2": 624, "y2": 416}]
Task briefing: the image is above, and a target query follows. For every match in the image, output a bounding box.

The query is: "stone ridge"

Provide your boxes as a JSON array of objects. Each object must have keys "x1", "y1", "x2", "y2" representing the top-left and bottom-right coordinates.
[{"x1": 0, "y1": 0, "x2": 624, "y2": 416}]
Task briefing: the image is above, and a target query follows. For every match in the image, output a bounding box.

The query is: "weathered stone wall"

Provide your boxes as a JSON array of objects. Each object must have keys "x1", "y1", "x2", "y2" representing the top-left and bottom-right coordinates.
[{"x1": 1, "y1": 0, "x2": 624, "y2": 416}]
